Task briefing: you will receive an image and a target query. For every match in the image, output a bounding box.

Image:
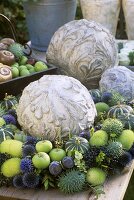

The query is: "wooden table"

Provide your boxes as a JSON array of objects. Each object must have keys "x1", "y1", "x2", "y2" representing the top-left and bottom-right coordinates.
[{"x1": 0, "y1": 161, "x2": 133, "y2": 200}]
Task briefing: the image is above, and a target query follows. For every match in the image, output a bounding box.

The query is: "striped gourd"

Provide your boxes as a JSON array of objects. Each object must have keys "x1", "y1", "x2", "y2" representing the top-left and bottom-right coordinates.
[
  {"x1": 65, "y1": 136, "x2": 89, "y2": 154},
  {"x1": 117, "y1": 114, "x2": 134, "y2": 130},
  {"x1": 107, "y1": 104, "x2": 133, "y2": 118},
  {"x1": 1, "y1": 94, "x2": 18, "y2": 110},
  {"x1": 0, "y1": 127, "x2": 14, "y2": 143},
  {"x1": 89, "y1": 89, "x2": 101, "y2": 103}
]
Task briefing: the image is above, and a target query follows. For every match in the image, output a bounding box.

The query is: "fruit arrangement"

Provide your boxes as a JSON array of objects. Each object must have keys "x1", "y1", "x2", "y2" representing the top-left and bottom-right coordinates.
[
  {"x1": 0, "y1": 38, "x2": 48, "y2": 83},
  {"x1": 0, "y1": 91, "x2": 134, "y2": 198}
]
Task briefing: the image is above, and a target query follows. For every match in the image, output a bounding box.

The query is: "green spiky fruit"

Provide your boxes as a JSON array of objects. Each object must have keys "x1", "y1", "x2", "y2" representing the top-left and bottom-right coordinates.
[
  {"x1": 107, "y1": 104, "x2": 133, "y2": 118},
  {"x1": 89, "y1": 130, "x2": 108, "y2": 147},
  {"x1": 102, "y1": 118, "x2": 123, "y2": 138},
  {"x1": 86, "y1": 168, "x2": 106, "y2": 186},
  {"x1": 108, "y1": 92, "x2": 125, "y2": 106},
  {"x1": 0, "y1": 117, "x2": 6, "y2": 127},
  {"x1": 118, "y1": 130, "x2": 134, "y2": 150},
  {"x1": 8, "y1": 43, "x2": 24, "y2": 60},
  {"x1": 1, "y1": 158, "x2": 21, "y2": 177},
  {"x1": 65, "y1": 136, "x2": 89, "y2": 154},
  {"x1": 95, "y1": 102, "x2": 110, "y2": 114},
  {"x1": 0, "y1": 139, "x2": 23, "y2": 157},
  {"x1": 58, "y1": 169, "x2": 86, "y2": 194},
  {"x1": 106, "y1": 141, "x2": 123, "y2": 158}
]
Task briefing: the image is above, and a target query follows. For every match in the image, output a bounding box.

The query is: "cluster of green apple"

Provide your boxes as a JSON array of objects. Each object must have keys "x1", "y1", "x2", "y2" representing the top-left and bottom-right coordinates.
[{"x1": 11, "y1": 56, "x2": 48, "y2": 78}]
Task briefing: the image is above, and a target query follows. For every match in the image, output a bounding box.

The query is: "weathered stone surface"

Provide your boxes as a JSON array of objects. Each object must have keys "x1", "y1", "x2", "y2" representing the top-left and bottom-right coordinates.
[
  {"x1": 46, "y1": 19, "x2": 118, "y2": 89},
  {"x1": 17, "y1": 75, "x2": 97, "y2": 141},
  {"x1": 99, "y1": 66, "x2": 134, "y2": 101}
]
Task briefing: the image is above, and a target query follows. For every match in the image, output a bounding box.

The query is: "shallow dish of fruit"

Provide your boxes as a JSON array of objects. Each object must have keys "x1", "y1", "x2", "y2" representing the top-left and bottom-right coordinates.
[
  {"x1": 0, "y1": 37, "x2": 57, "y2": 99},
  {"x1": 0, "y1": 87, "x2": 133, "y2": 198}
]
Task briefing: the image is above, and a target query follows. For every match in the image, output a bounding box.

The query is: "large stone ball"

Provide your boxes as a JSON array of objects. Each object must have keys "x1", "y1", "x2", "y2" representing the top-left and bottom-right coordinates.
[
  {"x1": 99, "y1": 66, "x2": 134, "y2": 101},
  {"x1": 46, "y1": 19, "x2": 118, "y2": 89},
  {"x1": 17, "y1": 75, "x2": 97, "y2": 141}
]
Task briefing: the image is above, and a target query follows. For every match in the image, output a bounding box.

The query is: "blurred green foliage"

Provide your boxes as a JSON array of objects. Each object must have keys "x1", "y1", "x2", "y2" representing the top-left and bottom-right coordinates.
[{"x1": 0, "y1": 0, "x2": 28, "y2": 43}]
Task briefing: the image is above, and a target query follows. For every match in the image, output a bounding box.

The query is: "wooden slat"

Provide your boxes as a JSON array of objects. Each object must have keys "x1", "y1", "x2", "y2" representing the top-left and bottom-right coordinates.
[{"x1": 0, "y1": 161, "x2": 133, "y2": 200}]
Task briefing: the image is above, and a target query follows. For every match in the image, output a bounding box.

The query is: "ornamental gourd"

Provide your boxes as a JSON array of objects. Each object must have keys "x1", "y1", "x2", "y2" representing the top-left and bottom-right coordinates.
[
  {"x1": 65, "y1": 136, "x2": 89, "y2": 154},
  {"x1": 17, "y1": 75, "x2": 97, "y2": 141},
  {"x1": 0, "y1": 127, "x2": 14, "y2": 143},
  {"x1": 107, "y1": 104, "x2": 133, "y2": 118}
]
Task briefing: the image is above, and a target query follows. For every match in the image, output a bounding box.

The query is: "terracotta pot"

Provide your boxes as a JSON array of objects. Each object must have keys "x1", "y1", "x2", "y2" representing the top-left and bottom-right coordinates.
[{"x1": 79, "y1": 0, "x2": 121, "y2": 36}]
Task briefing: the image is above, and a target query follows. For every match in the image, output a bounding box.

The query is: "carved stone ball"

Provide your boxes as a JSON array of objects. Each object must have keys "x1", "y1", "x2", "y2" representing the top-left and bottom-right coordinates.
[
  {"x1": 99, "y1": 66, "x2": 134, "y2": 101},
  {"x1": 17, "y1": 75, "x2": 97, "y2": 141},
  {"x1": 46, "y1": 19, "x2": 118, "y2": 89}
]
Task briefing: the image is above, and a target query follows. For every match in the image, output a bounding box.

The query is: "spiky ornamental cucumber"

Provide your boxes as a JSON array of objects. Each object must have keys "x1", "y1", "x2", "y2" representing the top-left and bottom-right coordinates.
[
  {"x1": 107, "y1": 104, "x2": 133, "y2": 119},
  {"x1": 106, "y1": 142, "x2": 123, "y2": 159},
  {"x1": 117, "y1": 114, "x2": 134, "y2": 130},
  {"x1": 1, "y1": 94, "x2": 18, "y2": 110},
  {"x1": 0, "y1": 127, "x2": 14, "y2": 142},
  {"x1": 8, "y1": 43, "x2": 24, "y2": 60},
  {"x1": 89, "y1": 89, "x2": 101, "y2": 103},
  {"x1": 1, "y1": 158, "x2": 21, "y2": 177},
  {"x1": 65, "y1": 136, "x2": 89, "y2": 154},
  {"x1": 102, "y1": 118, "x2": 123, "y2": 138},
  {"x1": 86, "y1": 168, "x2": 106, "y2": 186},
  {"x1": 58, "y1": 169, "x2": 86, "y2": 194},
  {"x1": 89, "y1": 130, "x2": 108, "y2": 147},
  {"x1": 118, "y1": 130, "x2": 134, "y2": 150},
  {"x1": 108, "y1": 91, "x2": 125, "y2": 106}
]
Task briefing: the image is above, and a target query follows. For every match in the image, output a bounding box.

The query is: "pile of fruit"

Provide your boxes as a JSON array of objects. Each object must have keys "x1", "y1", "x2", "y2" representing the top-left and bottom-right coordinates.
[
  {"x1": 0, "y1": 38, "x2": 48, "y2": 83},
  {"x1": 0, "y1": 91, "x2": 134, "y2": 198}
]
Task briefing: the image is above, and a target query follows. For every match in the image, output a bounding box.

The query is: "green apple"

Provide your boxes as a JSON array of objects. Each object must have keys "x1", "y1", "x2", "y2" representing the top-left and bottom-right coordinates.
[
  {"x1": 34, "y1": 61, "x2": 48, "y2": 72},
  {"x1": 32, "y1": 152, "x2": 50, "y2": 169},
  {"x1": 29, "y1": 68, "x2": 35, "y2": 74},
  {"x1": 11, "y1": 62, "x2": 19, "y2": 68},
  {"x1": 11, "y1": 67, "x2": 19, "y2": 78},
  {"x1": 20, "y1": 69, "x2": 30, "y2": 76},
  {"x1": 49, "y1": 148, "x2": 66, "y2": 161},
  {"x1": 26, "y1": 64, "x2": 34, "y2": 70},
  {"x1": 19, "y1": 56, "x2": 28, "y2": 65},
  {"x1": 36, "y1": 140, "x2": 53, "y2": 153},
  {"x1": 18, "y1": 65, "x2": 27, "y2": 72}
]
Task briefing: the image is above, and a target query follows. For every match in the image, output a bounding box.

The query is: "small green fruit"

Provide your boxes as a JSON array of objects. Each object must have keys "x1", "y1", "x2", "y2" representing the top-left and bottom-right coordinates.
[
  {"x1": 11, "y1": 67, "x2": 19, "y2": 78},
  {"x1": 1, "y1": 158, "x2": 21, "y2": 177},
  {"x1": 0, "y1": 117, "x2": 6, "y2": 127},
  {"x1": 32, "y1": 152, "x2": 50, "y2": 169},
  {"x1": 29, "y1": 68, "x2": 35, "y2": 74},
  {"x1": 26, "y1": 64, "x2": 34, "y2": 70},
  {"x1": 86, "y1": 168, "x2": 106, "y2": 186},
  {"x1": 11, "y1": 62, "x2": 19, "y2": 68},
  {"x1": 19, "y1": 56, "x2": 28, "y2": 65},
  {"x1": 36, "y1": 140, "x2": 53, "y2": 153},
  {"x1": 89, "y1": 130, "x2": 108, "y2": 147},
  {"x1": 34, "y1": 61, "x2": 48, "y2": 72},
  {"x1": 18, "y1": 65, "x2": 27, "y2": 72},
  {"x1": 49, "y1": 148, "x2": 66, "y2": 161},
  {"x1": 20, "y1": 69, "x2": 30, "y2": 77},
  {"x1": 95, "y1": 102, "x2": 109, "y2": 113},
  {"x1": 118, "y1": 129, "x2": 134, "y2": 150}
]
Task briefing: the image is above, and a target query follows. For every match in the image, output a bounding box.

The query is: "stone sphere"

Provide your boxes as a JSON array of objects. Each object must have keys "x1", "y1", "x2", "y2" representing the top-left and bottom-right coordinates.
[
  {"x1": 99, "y1": 66, "x2": 134, "y2": 101},
  {"x1": 46, "y1": 19, "x2": 118, "y2": 89},
  {"x1": 17, "y1": 75, "x2": 97, "y2": 141}
]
